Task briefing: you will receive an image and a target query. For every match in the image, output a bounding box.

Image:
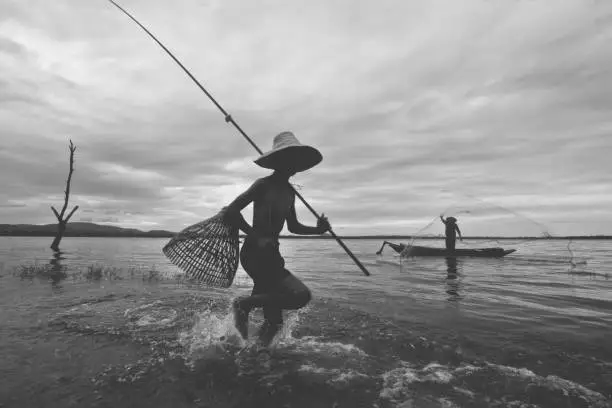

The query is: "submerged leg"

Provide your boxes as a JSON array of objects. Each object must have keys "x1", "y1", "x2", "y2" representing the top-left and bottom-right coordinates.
[
  {"x1": 256, "y1": 306, "x2": 283, "y2": 347},
  {"x1": 232, "y1": 297, "x2": 251, "y2": 340},
  {"x1": 241, "y1": 273, "x2": 311, "y2": 346}
]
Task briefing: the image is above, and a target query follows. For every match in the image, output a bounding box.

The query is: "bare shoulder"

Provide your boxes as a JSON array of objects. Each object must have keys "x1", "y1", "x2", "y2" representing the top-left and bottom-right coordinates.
[
  {"x1": 250, "y1": 177, "x2": 271, "y2": 190},
  {"x1": 246, "y1": 177, "x2": 274, "y2": 200},
  {"x1": 255, "y1": 176, "x2": 276, "y2": 190}
]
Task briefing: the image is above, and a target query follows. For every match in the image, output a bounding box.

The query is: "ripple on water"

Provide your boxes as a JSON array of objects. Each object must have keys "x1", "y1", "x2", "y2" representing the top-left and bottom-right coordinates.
[{"x1": 379, "y1": 360, "x2": 611, "y2": 408}]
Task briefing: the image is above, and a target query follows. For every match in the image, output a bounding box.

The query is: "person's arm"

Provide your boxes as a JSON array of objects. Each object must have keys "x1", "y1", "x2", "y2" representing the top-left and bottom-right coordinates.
[
  {"x1": 440, "y1": 215, "x2": 447, "y2": 224},
  {"x1": 286, "y1": 199, "x2": 330, "y2": 235},
  {"x1": 456, "y1": 225, "x2": 463, "y2": 241},
  {"x1": 222, "y1": 179, "x2": 264, "y2": 237}
]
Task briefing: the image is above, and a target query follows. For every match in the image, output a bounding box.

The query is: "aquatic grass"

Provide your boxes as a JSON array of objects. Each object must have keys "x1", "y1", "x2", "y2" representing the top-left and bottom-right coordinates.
[
  {"x1": 70, "y1": 264, "x2": 124, "y2": 282},
  {"x1": 125, "y1": 265, "x2": 191, "y2": 284},
  {"x1": 13, "y1": 262, "x2": 68, "y2": 282},
  {"x1": 71, "y1": 264, "x2": 165, "y2": 282},
  {"x1": 11, "y1": 261, "x2": 185, "y2": 285},
  {"x1": 127, "y1": 265, "x2": 164, "y2": 282},
  {"x1": 71, "y1": 264, "x2": 184, "y2": 283}
]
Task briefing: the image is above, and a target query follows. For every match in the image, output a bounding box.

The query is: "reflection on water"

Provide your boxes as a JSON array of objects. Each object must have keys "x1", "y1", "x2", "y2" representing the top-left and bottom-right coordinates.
[
  {"x1": 445, "y1": 257, "x2": 463, "y2": 301},
  {"x1": 48, "y1": 249, "x2": 68, "y2": 288}
]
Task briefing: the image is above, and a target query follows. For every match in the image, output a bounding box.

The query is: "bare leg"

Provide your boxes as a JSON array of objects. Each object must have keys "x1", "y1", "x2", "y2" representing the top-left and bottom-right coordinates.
[
  {"x1": 237, "y1": 273, "x2": 311, "y2": 311},
  {"x1": 256, "y1": 321, "x2": 282, "y2": 347},
  {"x1": 234, "y1": 273, "x2": 310, "y2": 346},
  {"x1": 376, "y1": 241, "x2": 389, "y2": 255},
  {"x1": 232, "y1": 297, "x2": 251, "y2": 340}
]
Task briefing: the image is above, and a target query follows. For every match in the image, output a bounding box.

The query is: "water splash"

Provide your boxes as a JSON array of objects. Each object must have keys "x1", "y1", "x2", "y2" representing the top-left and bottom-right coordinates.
[
  {"x1": 124, "y1": 301, "x2": 178, "y2": 328},
  {"x1": 487, "y1": 363, "x2": 609, "y2": 405},
  {"x1": 278, "y1": 335, "x2": 367, "y2": 357},
  {"x1": 298, "y1": 363, "x2": 370, "y2": 390},
  {"x1": 379, "y1": 361, "x2": 610, "y2": 407},
  {"x1": 176, "y1": 302, "x2": 369, "y2": 373},
  {"x1": 177, "y1": 303, "x2": 244, "y2": 363}
]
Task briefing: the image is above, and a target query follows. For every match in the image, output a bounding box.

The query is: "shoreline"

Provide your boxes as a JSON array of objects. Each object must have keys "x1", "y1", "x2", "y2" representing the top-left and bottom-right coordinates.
[
  {"x1": 2, "y1": 222, "x2": 609, "y2": 240},
  {"x1": 0, "y1": 233, "x2": 610, "y2": 240}
]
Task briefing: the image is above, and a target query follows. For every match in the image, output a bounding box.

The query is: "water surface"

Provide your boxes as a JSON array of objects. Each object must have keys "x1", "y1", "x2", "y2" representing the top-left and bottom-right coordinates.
[{"x1": 0, "y1": 237, "x2": 610, "y2": 407}]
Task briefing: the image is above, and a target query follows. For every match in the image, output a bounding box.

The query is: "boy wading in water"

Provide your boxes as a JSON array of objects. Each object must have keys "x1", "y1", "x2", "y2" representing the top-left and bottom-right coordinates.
[
  {"x1": 439, "y1": 215, "x2": 463, "y2": 251},
  {"x1": 224, "y1": 131, "x2": 331, "y2": 347}
]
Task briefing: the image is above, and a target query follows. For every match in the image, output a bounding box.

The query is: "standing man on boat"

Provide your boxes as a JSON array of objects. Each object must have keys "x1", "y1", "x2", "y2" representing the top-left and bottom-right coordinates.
[{"x1": 440, "y1": 215, "x2": 463, "y2": 251}]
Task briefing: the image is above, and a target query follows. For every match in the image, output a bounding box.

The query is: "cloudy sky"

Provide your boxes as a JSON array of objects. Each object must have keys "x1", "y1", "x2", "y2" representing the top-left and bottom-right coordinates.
[{"x1": 0, "y1": 0, "x2": 610, "y2": 236}]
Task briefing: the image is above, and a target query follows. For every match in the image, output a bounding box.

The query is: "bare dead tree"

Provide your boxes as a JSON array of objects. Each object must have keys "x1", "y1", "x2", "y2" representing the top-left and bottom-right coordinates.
[{"x1": 50, "y1": 140, "x2": 79, "y2": 251}]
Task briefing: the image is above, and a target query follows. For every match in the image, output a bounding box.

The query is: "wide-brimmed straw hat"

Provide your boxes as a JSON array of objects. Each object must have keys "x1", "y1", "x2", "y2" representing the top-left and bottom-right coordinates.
[{"x1": 254, "y1": 131, "x2": 322, "y2": 172}]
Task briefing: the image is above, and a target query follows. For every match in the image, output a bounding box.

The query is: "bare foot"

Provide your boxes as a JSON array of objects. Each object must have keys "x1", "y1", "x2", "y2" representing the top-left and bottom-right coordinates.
[
  {"x1": 232, "y1": 298, "x2": 250, "y2": 340},
  {"x1": 256, "y1": 321, "x2": 282, "y2": 347}
]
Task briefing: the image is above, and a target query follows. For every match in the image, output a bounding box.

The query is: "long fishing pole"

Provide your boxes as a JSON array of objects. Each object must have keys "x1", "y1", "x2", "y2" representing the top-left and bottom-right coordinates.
[{"x1": 105, "y1": 0, "x2": 371, "y2": 276}]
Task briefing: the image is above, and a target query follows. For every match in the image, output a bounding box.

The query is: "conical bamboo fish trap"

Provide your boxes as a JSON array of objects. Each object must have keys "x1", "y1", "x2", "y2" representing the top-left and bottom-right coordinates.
[{"x1": 163, "y1": 208, "x2": 239, "y2": 288}]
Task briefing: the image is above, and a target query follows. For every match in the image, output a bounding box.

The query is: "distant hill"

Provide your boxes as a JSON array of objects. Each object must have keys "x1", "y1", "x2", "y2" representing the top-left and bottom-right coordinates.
[
  {"x1": 0, "y1": 222, "x2": 176, "y2": 238},
  {"x1": 0, "y1": 223, "x2": 609, "y2": 239}
]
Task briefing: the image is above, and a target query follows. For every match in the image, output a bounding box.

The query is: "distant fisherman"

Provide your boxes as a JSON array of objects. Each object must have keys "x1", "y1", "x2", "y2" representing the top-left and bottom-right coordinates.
[
  {"x1": 440, "y1": 215, "x2": 462, "y2": 251},
  {"x1": 224, "y1": 132, "x2": 331, "y2": 347}
]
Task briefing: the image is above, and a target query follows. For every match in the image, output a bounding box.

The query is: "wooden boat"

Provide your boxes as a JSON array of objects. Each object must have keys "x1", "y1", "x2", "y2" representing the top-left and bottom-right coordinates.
[{"x1": 376, "y1": 241, "x2": 516, "y2": 258}]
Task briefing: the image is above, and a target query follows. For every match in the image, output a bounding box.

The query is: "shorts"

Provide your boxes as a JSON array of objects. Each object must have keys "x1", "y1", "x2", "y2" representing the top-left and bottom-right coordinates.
[{"x1": 239, "y1": 238, "x2": 292, "y2": 325}]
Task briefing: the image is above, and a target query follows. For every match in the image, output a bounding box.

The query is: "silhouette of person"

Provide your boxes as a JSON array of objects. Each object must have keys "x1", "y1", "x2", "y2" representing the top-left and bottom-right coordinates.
[
  {"x1": 440, "y1": 215, "x2": 462, "y2": 251},
  {"x1": 224, "y1": 131, "x2": 330, "y2": 347}
]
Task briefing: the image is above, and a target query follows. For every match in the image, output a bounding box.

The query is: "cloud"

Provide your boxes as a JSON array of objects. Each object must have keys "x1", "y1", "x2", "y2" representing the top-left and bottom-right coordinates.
[
  {"x1": 0, "y1": 203, "x2": 26, "y2": 208},
  {"x1": 0, "y1": 0, "x2": 611, "y2": 235}
]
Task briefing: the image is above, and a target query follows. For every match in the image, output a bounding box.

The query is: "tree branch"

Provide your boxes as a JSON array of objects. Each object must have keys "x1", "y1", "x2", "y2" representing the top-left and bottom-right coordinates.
[
  {"x1": 64, "y1": 205, "x2": 79, "y2": 223},
  {"x1": 51, "y1": 206, "x2": 61, "y2": 221},
  {"x1": 59, "y1": 140, "x2": 77, "y2": 220}
]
